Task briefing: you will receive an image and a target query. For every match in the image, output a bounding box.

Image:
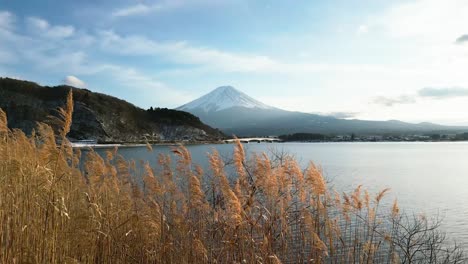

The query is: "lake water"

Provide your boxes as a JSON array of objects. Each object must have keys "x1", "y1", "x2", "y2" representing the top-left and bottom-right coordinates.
[{"x1": 93, "y1": 142, "x2": 468, "y2": 247}]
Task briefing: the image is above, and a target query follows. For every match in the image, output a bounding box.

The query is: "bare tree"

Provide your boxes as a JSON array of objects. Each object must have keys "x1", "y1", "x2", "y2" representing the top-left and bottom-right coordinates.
[{"x1": 389, "y1": 214, "x2": 466, "y2": 264}]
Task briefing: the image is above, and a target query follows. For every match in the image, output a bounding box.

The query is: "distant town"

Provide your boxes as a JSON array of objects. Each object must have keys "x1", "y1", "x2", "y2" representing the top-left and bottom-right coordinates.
[{"x1": 275, "y1": 132, "x2": 468, "y2": 143}]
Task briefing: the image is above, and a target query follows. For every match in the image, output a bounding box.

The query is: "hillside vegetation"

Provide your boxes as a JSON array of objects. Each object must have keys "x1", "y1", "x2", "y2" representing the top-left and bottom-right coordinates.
[
  {"x1": 0, "y1": 91, "x2": 464, "y2": 263},
  {"x1": 0, "y1": 77, "x2": 223, "y2": 143}
]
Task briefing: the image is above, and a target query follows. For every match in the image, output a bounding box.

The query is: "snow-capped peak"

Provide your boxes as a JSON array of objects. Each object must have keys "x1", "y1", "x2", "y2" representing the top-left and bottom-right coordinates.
[{"x1": 177, "y1": 86, "x2": 274, "y2": 112}]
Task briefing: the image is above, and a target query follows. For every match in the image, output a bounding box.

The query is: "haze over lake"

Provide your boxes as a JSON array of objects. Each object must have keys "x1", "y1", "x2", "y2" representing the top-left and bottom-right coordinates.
[{"x1": 95, "y1": 142, "x2": 468, "y2": 247}]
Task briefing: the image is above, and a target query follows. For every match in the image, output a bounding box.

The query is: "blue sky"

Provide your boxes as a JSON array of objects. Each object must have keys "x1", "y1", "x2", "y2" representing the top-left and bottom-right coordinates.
[{"x1": 1, "y1": 0, "x2": 468, "y2": 125}]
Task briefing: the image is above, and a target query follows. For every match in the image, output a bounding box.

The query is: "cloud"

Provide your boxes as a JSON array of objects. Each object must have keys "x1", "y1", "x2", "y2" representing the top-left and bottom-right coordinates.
[
  {"x1": 63, "y1": 75, "x2": 86, "y2": 88},
  {"x1": 313, "y1": 111, "x2": 359, "y2": 119},
  {"x1": 27, "y1": 16, "x2": 48, "y2": 30},
  {"x1": 455, "y1": 34, "x2": 468, "y2": 44},
  {"x1": 0, "y1": 13, "x2": 188, "y2": 107},
  {"x1": 0, "y1": 10, "x2": 15, "y2": 30},
  {"x1": 373, "y1": 95, "x2": 416, "y2": 107},
  {"x1": 356, "y1": 25, "x2": 368, "y2": 35},
  {"x1": 101, "y1": 65, "x2": 193, "y2": 106},
  {"x1": 326, "y1": 112, "x2": 359, "y2": 119},
  {"x1": 373, "y1": 86, "x2": 468, "y2": 107},
  {"x1": 98, "y1": 30, "x2": 417, "y2": 76},
  {"x1": 27, "y1": 17, "x2": 74, "y2": 38},
  {"x1": 110, "y1": 0, "x2": 227, "y2": 18},
  {"x1": 376, "y1": 0, "x2": 468, "y2": 41},
  {"x1": 418, "y1": 87, "x2": 468, "y2": 99},
  {"x1": 111, "y1": 3, "x2": 158, "y2": 17},
  {"x1": 97, "y1": 30, "x2": 284, "y2": 72}
]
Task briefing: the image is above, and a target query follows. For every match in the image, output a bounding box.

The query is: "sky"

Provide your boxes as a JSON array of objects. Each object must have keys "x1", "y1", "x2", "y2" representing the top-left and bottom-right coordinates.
[{"x1": 1, "y1": 0, "x2": 468, "y2": 125}]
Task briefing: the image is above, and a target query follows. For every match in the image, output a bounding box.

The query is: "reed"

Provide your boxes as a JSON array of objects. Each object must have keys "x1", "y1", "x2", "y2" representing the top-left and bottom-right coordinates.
[{"x1": 0, "y1": 91, "x2": 464, "y2": 263}]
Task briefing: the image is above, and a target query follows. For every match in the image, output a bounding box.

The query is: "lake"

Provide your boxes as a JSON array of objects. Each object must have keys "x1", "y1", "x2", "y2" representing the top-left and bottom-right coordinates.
[{"x1": 93, "y1": 142, "x2": 468, "y2": 247}]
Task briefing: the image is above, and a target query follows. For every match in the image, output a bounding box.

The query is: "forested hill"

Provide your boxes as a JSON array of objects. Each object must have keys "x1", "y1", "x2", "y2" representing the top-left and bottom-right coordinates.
[{"x1": 0, "y1": 78, "x2": 224, "y2": 143}]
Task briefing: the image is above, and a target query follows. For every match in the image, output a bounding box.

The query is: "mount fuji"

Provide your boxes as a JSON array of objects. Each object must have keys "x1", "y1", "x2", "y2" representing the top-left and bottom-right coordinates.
[
  {"x1": 177, "y1": 86, "x2": 274, "y2": 112},
  {"x1": 177, "y1": 86, "x2": 467, "y2": 136}
]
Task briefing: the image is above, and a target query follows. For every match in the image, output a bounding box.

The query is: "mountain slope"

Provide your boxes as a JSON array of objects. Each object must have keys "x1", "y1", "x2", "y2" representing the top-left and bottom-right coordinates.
[
  {"x1": 178, "y1": 86, "x2": 468, "y2": 136},
  {"x1": 178, "y1": 86, "x2": 274, "y2": 112},
  {"x1": 0, "y1": 78, "x2": 223, "y2": 142}
]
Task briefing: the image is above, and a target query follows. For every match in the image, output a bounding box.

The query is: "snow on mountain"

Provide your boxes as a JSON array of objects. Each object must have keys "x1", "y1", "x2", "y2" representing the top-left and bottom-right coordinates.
[{"x1": 177, "y1": 86, "x2": 275, "y2": 112}]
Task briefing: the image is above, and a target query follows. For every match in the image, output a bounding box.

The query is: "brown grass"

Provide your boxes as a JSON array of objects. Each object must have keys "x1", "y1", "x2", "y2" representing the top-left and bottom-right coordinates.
[{"x1": 0, "y1": 91, "x2": 464, "y2": 263}]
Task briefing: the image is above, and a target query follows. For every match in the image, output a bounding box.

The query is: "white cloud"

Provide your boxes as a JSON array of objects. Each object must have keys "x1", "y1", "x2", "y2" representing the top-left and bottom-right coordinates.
[
  {"x1": 373, "y1": 95, "x2": 416, "y2": 107},
  {"x1": 98, "y1": 30, "x2": 421, "y2": 76},
  {"x1": 101, "y1": 65, "x2": 192, "y2": 106},
  {"x1": 111, "y1": 3, "x2": 157, "y2": 17},
  {"x1": 418, "y1": 87, "x2": 468, "y2": 99},
  {"x1": 356, "y1": 25, "x2": 368, "y2": 35},
  {"x1": 376, "y1": 0, "x2": 468, "y2": 42},
  {"x1": 0, "y1": 10, "x2": 15, "y2": 30},
  {"x1": 307, "y1": 111, "x2": 359, "y2": 119},
  {"x1": 98, "y1": 30, "x2": 283, "y2": 72},
  {"x1": 373, "y1": 86, "x2": 468, "y2": 107},
  {"x1": 47, "y1": 26, "x2": 74, "y2": 39},
  {"x1": 365, "y1": 0, "x2": 468, "y2": 110},
  {"x1": 27, "y1": 16, "x2": 48, "y2": 30},
  {"x1": 27, "y1": 17, "x2": 74, "y2": 38},
  {"x1": 63, "y1": 75, "x2": 86, "y2": 88},
  {"x1": 0, "y1": 14, "x2": 187, "y2": 108},
  {"x1": 110, "y1": 0, "x2": 225, "y2": 18},
  {"x1": 455, "y1": 34, "x2": 468, "y2": 44}
]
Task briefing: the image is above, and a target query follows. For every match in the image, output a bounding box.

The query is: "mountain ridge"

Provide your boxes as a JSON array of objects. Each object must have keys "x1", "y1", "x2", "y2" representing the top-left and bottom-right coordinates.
[
  {"x1": 0, "y1": 77, "x2": 224, "y2": 143},
  {"x1": 178, "y1": 86, "x2": 468, "y2": 136},
  {"x1": 177, "y1": 86, "x2": 275, "y2": 112}
]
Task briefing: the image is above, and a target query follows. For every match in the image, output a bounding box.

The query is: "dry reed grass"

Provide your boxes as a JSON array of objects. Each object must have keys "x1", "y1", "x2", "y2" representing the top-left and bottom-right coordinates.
[{"x1": 0, "y1": 91, "x2": 464, "y2": 263}]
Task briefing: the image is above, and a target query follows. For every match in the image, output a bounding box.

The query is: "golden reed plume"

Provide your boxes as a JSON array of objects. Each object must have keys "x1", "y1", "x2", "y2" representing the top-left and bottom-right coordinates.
[{"x1": 0, "y1": 91, "x2": 463, "y2": 263}]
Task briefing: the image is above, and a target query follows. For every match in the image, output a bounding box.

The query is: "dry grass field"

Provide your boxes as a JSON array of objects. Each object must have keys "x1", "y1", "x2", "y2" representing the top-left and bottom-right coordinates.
[{"x1": 0, "y1": 91, "x2": 464, "y2": 263}]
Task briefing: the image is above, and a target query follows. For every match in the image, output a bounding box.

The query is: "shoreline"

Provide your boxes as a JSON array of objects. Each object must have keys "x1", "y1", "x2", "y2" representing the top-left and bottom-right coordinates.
[
  {"x1": 71, "y1": 139, "x2": 468, "y2": 149},
  {"x1": 71, "y1": 140, "x2": 226, "y2": 149}
]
